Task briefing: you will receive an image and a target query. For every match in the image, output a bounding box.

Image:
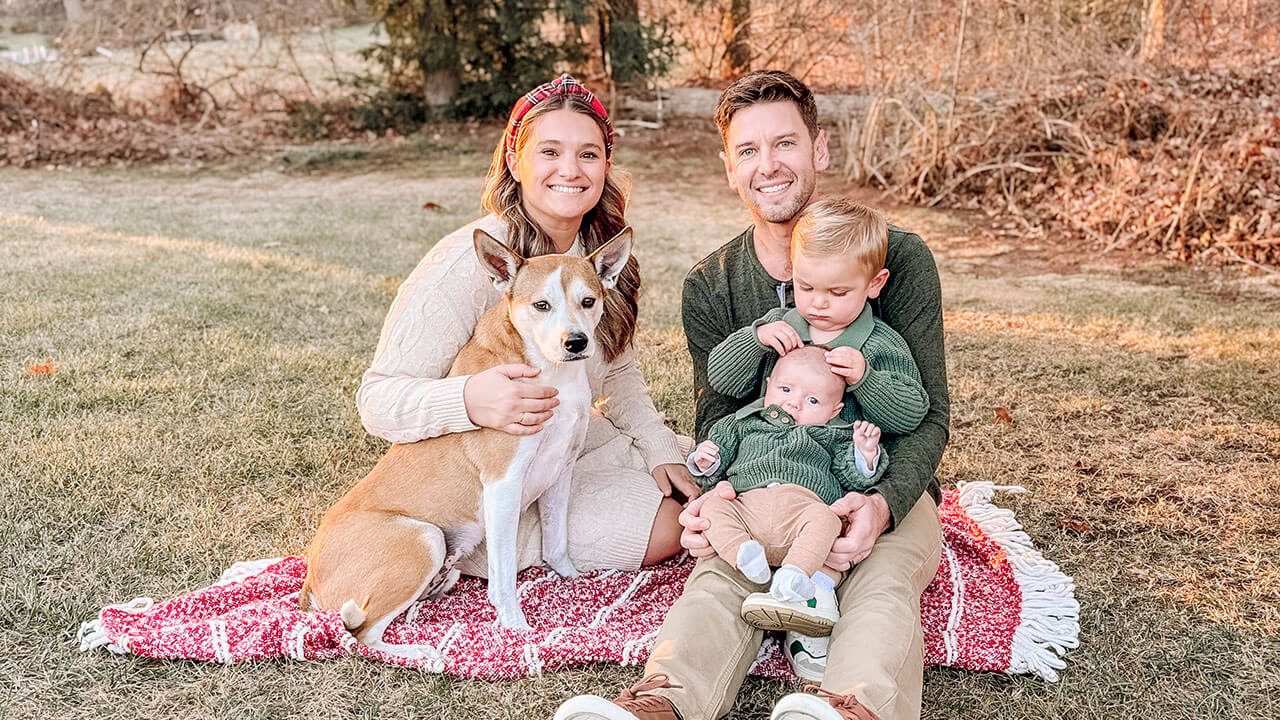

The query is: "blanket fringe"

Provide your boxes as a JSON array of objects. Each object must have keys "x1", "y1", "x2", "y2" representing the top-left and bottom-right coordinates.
[
  {"x1": 216, "y1": 557, "x2": 285, "y2": 586},
  {"x1": 76, "y1": 596, "x2": 155, "y2": 653},
  {"x1": 955, "y1": 481, "x2": 1080, "y2": 682}
]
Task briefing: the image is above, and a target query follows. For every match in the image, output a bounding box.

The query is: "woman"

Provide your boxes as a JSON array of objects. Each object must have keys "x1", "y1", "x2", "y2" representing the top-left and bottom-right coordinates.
[{"x1": 356, "y1": 74, "x2": 698, "y2": 576}]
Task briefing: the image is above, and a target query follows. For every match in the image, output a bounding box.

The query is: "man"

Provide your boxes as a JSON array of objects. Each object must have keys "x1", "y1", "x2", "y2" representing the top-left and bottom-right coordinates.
[{"x1": 555, "y1": 70, "x2": 949, "y2": 720}]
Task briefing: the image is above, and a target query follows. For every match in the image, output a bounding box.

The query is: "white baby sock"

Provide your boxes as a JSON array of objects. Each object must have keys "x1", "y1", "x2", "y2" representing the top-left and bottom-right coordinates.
[
  {"x1": 736, "y1": 540, "x2": 771, "y2": 584},
  {"x1": 770, "y1": 565, "x2": 816, "y2": 602},
  {"x1": 813, "y1": 571, "x2": 838, "y2": 593}
]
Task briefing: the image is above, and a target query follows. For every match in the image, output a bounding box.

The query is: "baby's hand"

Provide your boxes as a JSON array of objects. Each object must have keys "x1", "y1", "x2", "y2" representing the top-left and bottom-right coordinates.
[
  {"x1": 756, "y1": 321, "x2": 803, "y2": 356},
  {"x1": 852, "y1": 421, "x2": 881, "y2": 465},
  {"x1": 826, "y1": 346, "x2": 868, "y2": 385},
  {"x1": 692, "y1": 440, "x2": 721, "y2": 472}
]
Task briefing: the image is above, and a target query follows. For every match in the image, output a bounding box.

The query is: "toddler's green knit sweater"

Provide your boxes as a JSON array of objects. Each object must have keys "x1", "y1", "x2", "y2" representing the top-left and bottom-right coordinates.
[{"x1": 706, "y1": 305, "x2": 929, "y2": 434}]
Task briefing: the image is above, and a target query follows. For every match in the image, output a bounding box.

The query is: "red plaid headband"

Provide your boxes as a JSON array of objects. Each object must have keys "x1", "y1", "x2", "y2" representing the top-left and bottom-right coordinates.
[{"x1": 505, "y1": 74, "x2": 614, "y2": 158}]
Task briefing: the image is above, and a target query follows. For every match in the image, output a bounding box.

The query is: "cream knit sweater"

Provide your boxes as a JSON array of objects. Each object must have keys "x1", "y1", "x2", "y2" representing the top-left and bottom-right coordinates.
[{"x1": 356, "y1": 213, "x2": 683, "y2": 471}]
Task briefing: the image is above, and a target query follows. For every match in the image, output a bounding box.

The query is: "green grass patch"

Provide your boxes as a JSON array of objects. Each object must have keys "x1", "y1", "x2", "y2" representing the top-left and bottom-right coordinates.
[{"x1": 1, "y1": 141, "x2": 1277, "y2": 719}]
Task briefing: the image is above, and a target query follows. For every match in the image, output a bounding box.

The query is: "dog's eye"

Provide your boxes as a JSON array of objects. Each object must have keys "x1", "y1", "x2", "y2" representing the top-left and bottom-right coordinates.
[
  {"x1": 533, "y1": 301, "x2": 551, "y2": 312},
  {"x1": 581, "y1": 297, "x2": 596, "y2": 308}
]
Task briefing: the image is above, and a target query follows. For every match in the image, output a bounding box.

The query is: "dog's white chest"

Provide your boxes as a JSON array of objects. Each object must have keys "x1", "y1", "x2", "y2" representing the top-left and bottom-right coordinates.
[{"x1": 515, "y1": 369, "x2": 590, "y2": 508}]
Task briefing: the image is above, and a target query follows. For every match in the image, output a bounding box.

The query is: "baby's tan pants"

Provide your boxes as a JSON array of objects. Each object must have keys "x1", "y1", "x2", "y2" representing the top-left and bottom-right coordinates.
[{"x1": 700, "y1": 483, "x2": 844, "y2": 578}]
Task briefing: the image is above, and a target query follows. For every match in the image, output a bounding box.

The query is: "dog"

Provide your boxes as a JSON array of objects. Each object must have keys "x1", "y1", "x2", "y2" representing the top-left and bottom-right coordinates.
[{"x1": 297, "y1": 226, "x2": 633, "y2": 656}]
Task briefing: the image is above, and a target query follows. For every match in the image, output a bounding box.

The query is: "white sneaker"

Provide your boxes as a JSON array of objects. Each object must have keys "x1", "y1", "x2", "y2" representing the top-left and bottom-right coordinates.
[
  {"x1": 770, "y1": 692, "x2": 842, "y2": 720},
  {"x1": 772, "y1": 690, "x2": 880, "y2": 720},
  {"x1": 741, "y1": 585, "x2": 839, "y2": 636},
  {"x1": 553, "y1": 695, "x2": 642, "y2": 720},
  {"x1": 782, "y1": 631, "x2": 828, "y2": 683}
]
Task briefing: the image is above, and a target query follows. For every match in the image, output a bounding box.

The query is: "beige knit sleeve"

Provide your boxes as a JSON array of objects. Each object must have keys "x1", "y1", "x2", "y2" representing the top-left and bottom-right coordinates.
[
  {"x1": 597, "y1": 344, "x2": 684, "y2": 471},
  {"x1": 356, "y1": 220, "x2": 500, "y2": 444}
]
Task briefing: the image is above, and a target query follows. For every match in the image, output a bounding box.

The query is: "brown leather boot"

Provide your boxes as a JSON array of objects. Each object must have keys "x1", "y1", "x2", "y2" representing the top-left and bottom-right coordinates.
[{"x1": 553, "y1": 673, "x2": 682, "y2": 720}]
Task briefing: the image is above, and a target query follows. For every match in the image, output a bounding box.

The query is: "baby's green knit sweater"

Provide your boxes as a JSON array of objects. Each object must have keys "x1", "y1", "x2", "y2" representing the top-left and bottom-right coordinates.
[{"x1": 699, "y1": 399, "x2": 886, "y2": 505}]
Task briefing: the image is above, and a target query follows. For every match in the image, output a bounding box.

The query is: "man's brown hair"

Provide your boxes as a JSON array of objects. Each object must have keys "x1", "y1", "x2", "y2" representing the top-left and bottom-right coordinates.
[{"x1": 713, "y1": 70, "x2": 820, "y2": 145}]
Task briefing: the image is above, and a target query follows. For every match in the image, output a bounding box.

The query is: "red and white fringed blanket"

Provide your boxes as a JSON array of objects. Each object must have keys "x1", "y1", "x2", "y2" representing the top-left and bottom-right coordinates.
[{"x1": 78, "y1": 481, "x2": 1079, "y2": 681}]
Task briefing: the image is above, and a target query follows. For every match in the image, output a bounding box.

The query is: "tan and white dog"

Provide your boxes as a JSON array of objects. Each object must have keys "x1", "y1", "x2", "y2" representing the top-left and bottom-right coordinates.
[{"x1": 298, "y1": 226, "x2": 633, "y2": 656}]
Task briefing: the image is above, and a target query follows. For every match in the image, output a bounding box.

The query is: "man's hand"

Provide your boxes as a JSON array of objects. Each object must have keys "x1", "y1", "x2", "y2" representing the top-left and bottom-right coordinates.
[
  {"x1": 825, "y1": 492, "x2": 891, "y2": 571},
  {"x1": 691, "y1": 440, "x2": 720, "y2": 473},
  {"x1": 825, "y1": 346, "x2": 868, "y2": 385},
  {"x1": 677, "y1": 480, "x2": 736, "y2": 558},
  {"x1": 652, "y1": 463, "x2": 702, "y2": 501},
  {"x1": 757, "y1": 321, "x2": 803, "y2": 356}
]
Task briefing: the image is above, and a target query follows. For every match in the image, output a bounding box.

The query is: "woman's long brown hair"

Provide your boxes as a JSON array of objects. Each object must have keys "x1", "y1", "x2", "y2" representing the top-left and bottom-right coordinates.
[{"x1": 481, "y1": 94, "x2": 639, "y2": 363}]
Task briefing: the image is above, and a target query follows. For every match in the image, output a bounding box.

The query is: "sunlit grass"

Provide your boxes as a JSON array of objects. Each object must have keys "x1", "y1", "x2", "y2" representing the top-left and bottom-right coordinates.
[{"x1": 1, "y1": 137, "x2": 1277, "y2": 719}]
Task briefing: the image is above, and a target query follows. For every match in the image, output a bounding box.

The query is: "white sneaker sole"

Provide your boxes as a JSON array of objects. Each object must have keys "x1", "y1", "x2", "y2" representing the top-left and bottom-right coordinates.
[
  {"x1": 771, "y1": 692, "x2": 843, "y2": 720},
  {"x1": 741, "y1": 596, "x2": 837, "y2": 636},
  {"x1": 553, "y1": 694, "x2": 641, "y2": 720}
]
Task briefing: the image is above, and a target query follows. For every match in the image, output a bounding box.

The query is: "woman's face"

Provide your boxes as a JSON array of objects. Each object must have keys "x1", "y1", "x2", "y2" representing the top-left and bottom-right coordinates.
[{"x1": 507, "y1": 108, "x2": 610, "y2": 235}]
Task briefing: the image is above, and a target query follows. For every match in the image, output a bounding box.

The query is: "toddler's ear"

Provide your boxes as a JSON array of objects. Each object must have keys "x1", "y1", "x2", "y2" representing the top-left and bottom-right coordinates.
[{"x1": 866, "y1": 268, "x2": 891, "y2": 299}]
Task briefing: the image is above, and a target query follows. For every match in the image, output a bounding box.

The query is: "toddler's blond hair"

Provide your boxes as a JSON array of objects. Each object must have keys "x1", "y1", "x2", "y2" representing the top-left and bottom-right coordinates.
[{"x1": 791, "y1": 197, "x2": 888, "y2": 278}]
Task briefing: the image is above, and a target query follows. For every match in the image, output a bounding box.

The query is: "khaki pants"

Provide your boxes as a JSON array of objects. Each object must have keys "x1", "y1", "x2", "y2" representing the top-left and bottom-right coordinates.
[{"x1": 646, "y1": 494, "x2": 942, "y2": 720}]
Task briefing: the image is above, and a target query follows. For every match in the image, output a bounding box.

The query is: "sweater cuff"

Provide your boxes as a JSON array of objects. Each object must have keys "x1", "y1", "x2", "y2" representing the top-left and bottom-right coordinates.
[
  {"x1": 639, "y1": 431, "x2": 685, "y2": 471},
  {"x1": 845, "y1": 363, "x2": 875, "y2": 392},
  {"x1": 436, "y1": 375, "x2": 481, "y2": 434}
]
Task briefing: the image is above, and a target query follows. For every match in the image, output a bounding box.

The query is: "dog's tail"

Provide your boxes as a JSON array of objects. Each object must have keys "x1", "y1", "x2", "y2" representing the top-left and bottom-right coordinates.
[{"x1": 339, "y1": 595, "x2": 372, "y2": 630}]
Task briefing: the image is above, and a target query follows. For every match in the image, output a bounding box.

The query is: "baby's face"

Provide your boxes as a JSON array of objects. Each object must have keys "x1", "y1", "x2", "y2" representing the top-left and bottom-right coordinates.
[
  {"x1": 763, "y1": 353, "x2": 845, "y2": 426},
  {"x1": 792, "y1": 251, "x2": 884, "y2": 333}
]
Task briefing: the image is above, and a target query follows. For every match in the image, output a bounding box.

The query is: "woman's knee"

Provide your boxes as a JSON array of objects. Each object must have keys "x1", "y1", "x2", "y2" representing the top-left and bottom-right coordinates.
[{"x1": 642, "y1": 497, "x2": 684, "y2": 565}]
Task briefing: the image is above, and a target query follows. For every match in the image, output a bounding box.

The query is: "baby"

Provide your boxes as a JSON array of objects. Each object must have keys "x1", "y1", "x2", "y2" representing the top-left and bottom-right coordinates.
[{"x1": 688, "y1": 346, "x2": 885, "y2": 635}]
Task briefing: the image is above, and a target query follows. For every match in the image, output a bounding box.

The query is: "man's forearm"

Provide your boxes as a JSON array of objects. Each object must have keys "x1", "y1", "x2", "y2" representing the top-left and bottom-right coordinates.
[{"x1": 873, "y1": 415, "x2": 949, "y2": 529}]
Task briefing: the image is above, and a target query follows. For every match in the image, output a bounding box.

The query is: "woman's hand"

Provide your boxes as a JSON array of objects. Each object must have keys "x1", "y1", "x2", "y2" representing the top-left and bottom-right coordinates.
[
  {"x1": 825, "y1": 492, "x2": 891, "y2": 571},
  {"x1": 677, "y1": 481, "x2": 736, "y2": 558},
  {"x1": 462, "y1": 364, "x2": 559, "y2": 435},
  {"x1": 652, "y1": 463, "x2": 702, "y2": 501}
]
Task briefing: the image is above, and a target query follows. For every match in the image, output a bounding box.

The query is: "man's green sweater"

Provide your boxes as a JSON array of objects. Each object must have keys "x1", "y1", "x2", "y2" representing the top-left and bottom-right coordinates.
[
  {"x1": 706, "y1": 305, "x2": 930, "y2": 434},
  {"x1": 682, "y1": 225, "x2": 950, "y2": 530},
  {"x1": 699, "y1": 399, "x2": 886, "y2": 505}
]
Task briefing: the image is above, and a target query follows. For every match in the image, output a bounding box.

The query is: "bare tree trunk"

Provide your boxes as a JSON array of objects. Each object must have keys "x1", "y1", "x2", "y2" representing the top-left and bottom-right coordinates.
[
  {"x1": 1140, "y1": 0, "x2": 1168, "y2": 62},
  {"x1": 424, "y1": 68, "x2": 460, "y2": 108},
  {"x1": 63, "y1": 0, "x2": 87, "y2": 25},
  {"x1": 725, "y1": 0, "x2": 751, "y2": 76}
]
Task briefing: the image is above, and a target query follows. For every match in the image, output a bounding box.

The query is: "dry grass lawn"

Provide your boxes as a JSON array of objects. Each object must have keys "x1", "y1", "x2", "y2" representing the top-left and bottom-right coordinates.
[{"x1": 1, "y1": 133, "x2": 1277, "y2": 719}]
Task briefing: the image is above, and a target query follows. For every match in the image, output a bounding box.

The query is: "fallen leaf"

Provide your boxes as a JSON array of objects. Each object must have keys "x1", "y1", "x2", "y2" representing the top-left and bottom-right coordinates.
[
  {"x1": 1058, "y1": 518, "x2": 1093, "y2": 534},
  {"x1": 24, "y1": 359, "x2": 56, "y2": 376},
  {"x1": 422, "y1": 201, "x2": 444, "y2": 210},
  {"x1": 993, "y1": 407, "x2": 1014, "y2": 424}
]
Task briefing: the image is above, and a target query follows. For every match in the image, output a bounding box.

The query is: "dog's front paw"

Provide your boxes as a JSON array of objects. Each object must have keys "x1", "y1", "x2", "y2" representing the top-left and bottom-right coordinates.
[
  {"x1": 544, "y1": 555, "x2": 580, "y2": 579},
  {"x1": 495, "y1": 607, "x2": 533, "y2": 632}
]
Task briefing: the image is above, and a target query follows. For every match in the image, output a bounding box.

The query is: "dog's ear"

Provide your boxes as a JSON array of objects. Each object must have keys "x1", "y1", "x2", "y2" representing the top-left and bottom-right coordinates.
[
  {"x1": 586, "y1": 226, "x2": 633, "y2": 290},
  {"x1": 473, "y1": 229, "x2": 524, "y2": 293}
]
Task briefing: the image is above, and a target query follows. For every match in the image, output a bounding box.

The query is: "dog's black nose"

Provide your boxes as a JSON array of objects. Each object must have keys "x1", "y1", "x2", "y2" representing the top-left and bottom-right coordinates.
[{"x1": 563, "y1": 332, "x2": 588, "y2": 354}]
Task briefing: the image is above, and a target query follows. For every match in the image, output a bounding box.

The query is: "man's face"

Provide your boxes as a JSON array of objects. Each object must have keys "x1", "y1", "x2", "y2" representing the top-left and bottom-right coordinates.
[{"x1": 720, "y1": 101, "x2": 829, "y2": 225}]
